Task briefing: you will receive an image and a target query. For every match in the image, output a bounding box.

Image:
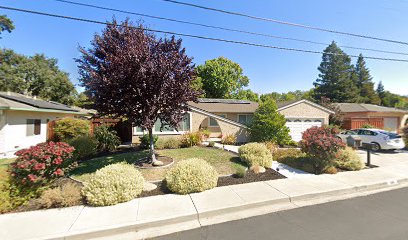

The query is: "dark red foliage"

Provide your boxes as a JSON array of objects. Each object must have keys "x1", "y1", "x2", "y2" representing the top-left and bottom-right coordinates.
[
  {"x1": 11, "y1": 142, "x2": 76, "y2": 186},
  {"x1": 76, "y1": 19, "x2": 201, "y2": 131}
]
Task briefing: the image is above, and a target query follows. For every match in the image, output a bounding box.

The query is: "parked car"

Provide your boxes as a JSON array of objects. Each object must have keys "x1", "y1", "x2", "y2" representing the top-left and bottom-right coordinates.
[{"x1": 337, "y1": 128, "x2": 405, "y2": 151}]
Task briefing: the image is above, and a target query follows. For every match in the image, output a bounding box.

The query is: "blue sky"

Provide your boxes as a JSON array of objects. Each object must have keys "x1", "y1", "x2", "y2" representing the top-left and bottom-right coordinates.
[{"x1": 1, "y1": 0, "x2": 407, "y2": 95}]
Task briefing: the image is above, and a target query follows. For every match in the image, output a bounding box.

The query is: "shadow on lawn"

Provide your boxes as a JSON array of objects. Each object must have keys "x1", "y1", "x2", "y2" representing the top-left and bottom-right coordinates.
[{"x1": 70, "y1": 150, "x2": 149, "y2": 176}]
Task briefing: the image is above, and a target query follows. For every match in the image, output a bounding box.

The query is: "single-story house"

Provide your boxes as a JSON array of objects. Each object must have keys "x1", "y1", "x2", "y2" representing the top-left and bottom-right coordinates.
[
  {"x1": 335, "y1": 103, "x2": 408, "y2": 133},
  {"x1": 132, "y1": 98, "x2": 333, "y2": 143},
  {"x1": 0, "y1": 92, "x2": 86, "y2": 158}
]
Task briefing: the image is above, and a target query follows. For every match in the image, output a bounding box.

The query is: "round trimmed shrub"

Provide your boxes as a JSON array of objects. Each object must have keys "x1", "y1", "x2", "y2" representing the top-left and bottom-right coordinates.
[
  {"x1": 54, "y1": 118, "x2": 90, "y2": 141},
  {"x1": 165, "y1": 158, "x2": 218, "y2": 194},
  {"x1": 82, "y1": 163, "x2": 144, "y2": 206},
  {"x1": 238, "y1": 143, "x2": 272, "y2": 168},
  {"x1": 335, "y1": 147, "x2": 364, "y2": 171}
]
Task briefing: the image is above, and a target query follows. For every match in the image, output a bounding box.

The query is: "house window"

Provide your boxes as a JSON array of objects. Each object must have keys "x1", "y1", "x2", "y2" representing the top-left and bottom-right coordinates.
[
  {"x1": 209, "y1": 114, "x2": 226, "y2": 127},
  {"x1": 238, "y1": 114, "x2": 253, "y2": 125},
  {"x1": 27, "y1": 119, "x2": 41, "y2": 136},
  {"x1": 134, "y1": 113, "x2": 190, "y2": 134}
]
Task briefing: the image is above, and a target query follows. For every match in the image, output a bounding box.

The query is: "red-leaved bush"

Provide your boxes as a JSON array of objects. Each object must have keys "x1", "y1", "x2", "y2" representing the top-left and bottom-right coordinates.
[
  {"x1": 300, "y1": 126, "x2": 345, "y2": 174},
  {"x1": 11, "y1": 142, "x2": 76, "y2": 186}
]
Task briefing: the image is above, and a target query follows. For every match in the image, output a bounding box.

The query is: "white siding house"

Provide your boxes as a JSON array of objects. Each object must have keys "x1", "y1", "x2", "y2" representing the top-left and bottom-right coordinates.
[{"x1": 0, "y1": 92, "x2": 85, "y2": 158}]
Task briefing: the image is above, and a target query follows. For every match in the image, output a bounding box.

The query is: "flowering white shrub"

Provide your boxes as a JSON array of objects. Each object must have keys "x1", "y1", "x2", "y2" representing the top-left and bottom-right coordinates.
[
  {"x1": 238, "y1": 143, "x2": 272, "y2": 168},
  {"x1": 82, "y1": 163, "x2": 144, "y2": 206},
  {"x1": 335, "y1": 147, "x2": 364, "y2": 171},
  {"x1": 165, "y1": 158, "x2": 218, "y2": 194}
]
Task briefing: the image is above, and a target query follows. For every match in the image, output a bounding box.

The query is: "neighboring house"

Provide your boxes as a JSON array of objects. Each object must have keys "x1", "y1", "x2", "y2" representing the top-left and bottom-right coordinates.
[
  {"x1": 276, "y1": 99, "x2": 334, "y2": 141},
  {"x1": 132, "y1": 98, "x2": 333, "y2": 143},
  {"x1": 0, "y1": 92, "x2": 86, "y2": 158},
  {"x1": 335, "y1": 103, "x2": 408, "y2": 133}
]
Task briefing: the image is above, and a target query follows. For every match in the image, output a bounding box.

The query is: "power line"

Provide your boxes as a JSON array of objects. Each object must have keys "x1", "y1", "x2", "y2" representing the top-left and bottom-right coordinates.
[
  {"x1": 1, "y1": 5, "x2": 408, "y2": 63},
  {"x1": 161, "y1": 0, "x2": 408, "y2": 46},
  {"x1": 53, "y1": 0, "x2": 408, "y2": 56}
]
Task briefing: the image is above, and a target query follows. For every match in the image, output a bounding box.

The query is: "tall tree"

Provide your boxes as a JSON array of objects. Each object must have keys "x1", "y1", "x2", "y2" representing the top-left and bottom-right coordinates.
[
  {"x1": 313, "y1": 42, "x2": 359, "y2": 102},
  {"x1": 196, "y1": 57, "x2": 249, "y2": 98},
  {"x1": 354, "y1": 54, "x2": 380, "y2": 104},
  {"x1": 0, "y1": 15, "x2": 14, "y2": 38},
  {"x1": 376, "y1": 81, "x2": 386, "y2": 102},
  {"x1": 77, "y1": 19, "x2": 200, "y2": 163},
  {"x1": 0, "y1": 49, "x2": 76, "y2": 105}
]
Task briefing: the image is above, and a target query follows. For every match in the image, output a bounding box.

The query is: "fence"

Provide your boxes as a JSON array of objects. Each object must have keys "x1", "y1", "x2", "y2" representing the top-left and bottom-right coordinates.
[{"x1": 342, "y1": 118, "x2": 384, "y2": 130}]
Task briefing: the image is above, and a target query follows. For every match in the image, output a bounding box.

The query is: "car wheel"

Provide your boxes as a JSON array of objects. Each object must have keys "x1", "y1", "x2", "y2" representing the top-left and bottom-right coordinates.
[{"x1": 371, "y1": 142, "x2": 381, "y2": 151}]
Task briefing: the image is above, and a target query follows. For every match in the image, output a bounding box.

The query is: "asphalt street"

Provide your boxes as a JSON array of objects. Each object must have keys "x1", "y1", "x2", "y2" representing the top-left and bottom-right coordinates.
[{"x1": 154, "y1": 187, "x2": 408, "y2": 240}]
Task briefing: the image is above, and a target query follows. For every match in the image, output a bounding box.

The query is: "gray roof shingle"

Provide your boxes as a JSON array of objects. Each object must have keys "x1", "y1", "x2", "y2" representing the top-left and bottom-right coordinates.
[
  {"x1": 188, "y1": 98, "x2": 258, "y2": 113},
  {"x1": 335, "y1": 103, "x2": 408, "y2": 113}
]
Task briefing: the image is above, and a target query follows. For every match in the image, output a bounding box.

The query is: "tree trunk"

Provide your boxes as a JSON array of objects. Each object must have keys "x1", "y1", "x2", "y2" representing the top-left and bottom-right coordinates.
[{"x1": 148, "y1": 128, "x2": 157, "y2": 163}]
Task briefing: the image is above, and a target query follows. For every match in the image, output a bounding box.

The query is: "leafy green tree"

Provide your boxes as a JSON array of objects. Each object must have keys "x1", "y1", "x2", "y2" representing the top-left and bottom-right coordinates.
[
  {"x1": 0, "y1": 49, "x2": 76, "y2": 105},
  {"x1": 0, "y1": 15, "x2": 14, "y2": 38},
  {"x1": 354, "y1": 54, "x2": 380, "y2": 104},
  {"x1": 313, "y1": 42, "x2": 359, "y2": 102},
  {"x1": 249, "y1": 98, "x2": 291, "y2": 145},
  {"x1": 197, "y1": 57, "x2": 249, "y2": 98},
  {"x1": 233, "y1": 89, "x2": 259, "y2": 102}
]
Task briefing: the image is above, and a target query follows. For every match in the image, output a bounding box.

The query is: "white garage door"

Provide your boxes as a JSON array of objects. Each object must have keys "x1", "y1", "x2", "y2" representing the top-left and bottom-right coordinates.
[{"x1": 285, "y1": 119, "x2": 323, "y2": 142}]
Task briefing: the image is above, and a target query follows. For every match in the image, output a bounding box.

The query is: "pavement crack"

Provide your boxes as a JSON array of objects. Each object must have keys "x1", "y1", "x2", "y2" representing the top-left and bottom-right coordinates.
[
  {"x1": 188, "y1": 194, "x2": 202, "y2": 226},
  {"x1": 67, "y1": 206, "x2": 85, "y2": 231}
]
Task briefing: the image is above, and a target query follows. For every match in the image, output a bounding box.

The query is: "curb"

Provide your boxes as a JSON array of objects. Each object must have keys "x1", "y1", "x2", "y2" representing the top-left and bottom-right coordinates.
[{"x1": 39, "y1": 176, "x2": 408, "y2": 240}]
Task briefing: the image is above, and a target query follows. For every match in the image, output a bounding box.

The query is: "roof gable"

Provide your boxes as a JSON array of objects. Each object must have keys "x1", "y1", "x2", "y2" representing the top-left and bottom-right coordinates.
[{"x1": 277, "y1": 99, "x2": 334, "y2": 114}]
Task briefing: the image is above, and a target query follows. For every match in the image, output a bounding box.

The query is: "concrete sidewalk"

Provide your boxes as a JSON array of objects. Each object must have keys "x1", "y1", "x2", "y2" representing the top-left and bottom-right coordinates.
[{"x1": 2, "y1": 159, "x2": 408, "y2": 240}]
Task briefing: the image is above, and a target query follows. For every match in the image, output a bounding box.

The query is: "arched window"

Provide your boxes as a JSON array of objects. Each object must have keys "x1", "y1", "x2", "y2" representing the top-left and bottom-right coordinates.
[
  {"x1": 304, "y1": 120, "x2": 311, "y2": 122},
  {"x1": 294, "y1": 119, "x2": 302, "y2": 122},
  {"x1": 286, "y1": 119, "x2": 292, "y2": 122},
  {"x1": 315, "y1": 119, "x2": 322, "y2": 122}
]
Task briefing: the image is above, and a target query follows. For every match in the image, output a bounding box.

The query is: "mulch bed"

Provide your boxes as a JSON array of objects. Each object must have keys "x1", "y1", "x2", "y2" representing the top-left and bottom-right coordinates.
[
  {"x1": 134, "y1": 156, "x2": 174, "y2": 169},
  {"x1": 140, "y1": 168, "x2": 286, "y2": 197}
]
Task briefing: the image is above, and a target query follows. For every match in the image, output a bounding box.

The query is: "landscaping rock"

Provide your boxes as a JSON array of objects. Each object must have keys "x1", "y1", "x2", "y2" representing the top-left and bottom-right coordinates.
[
  {"x1": 152, "y1": 160, "x2": 164, "y2": 166},
  {"x1": 143, "y1": 182, "x2": 158, "y2": 192},
  {"x1": 250, "y1": 165, "x2": 266, "y2": 174}
]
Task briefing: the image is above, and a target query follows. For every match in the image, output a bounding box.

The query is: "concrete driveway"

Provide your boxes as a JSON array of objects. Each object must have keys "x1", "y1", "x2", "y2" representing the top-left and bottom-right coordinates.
[{"x1": 357, "y1": 149, "x2": 408, "y2": 168}]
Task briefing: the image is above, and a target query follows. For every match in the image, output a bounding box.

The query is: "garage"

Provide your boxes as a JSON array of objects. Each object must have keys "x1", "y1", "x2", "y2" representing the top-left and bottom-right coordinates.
[
  {"x1": 276, "y1": 99, "x2": 334, "y2": 142},
  {"x1": 285, "y1": 119, "x2": 323, "y2": 142}
]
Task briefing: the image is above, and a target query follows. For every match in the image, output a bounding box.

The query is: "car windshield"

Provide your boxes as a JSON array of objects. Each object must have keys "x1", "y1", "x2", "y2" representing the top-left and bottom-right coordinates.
[{"x1": 377, "y1": 131, "x2": 401, "y2": 139}]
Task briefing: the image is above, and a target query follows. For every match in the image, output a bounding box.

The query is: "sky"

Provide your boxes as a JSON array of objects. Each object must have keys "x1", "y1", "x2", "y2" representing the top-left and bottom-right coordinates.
[{"x1": 1, "y1": 0, "x2": 408, "y2": 96}]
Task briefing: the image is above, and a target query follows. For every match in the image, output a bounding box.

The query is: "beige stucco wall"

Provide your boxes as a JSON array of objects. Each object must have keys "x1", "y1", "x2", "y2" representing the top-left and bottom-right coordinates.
[
  {"x1": 278, "y1": 102, "x2": 330, "y2": 124},
  {"x1": 0, "y1": 110, "x2": 76, "y2": 158}
]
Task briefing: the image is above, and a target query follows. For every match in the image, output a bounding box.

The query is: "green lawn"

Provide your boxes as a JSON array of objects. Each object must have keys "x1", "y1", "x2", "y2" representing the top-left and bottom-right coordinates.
[{"x1": 71, "y1": 147, "x2": 244, "y2": 182}]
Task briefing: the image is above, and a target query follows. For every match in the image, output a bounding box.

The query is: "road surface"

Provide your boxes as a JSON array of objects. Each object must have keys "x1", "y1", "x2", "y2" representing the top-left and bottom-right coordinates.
[{"x1": 154, "y1": 187, "x2": 408, "y2": 240}]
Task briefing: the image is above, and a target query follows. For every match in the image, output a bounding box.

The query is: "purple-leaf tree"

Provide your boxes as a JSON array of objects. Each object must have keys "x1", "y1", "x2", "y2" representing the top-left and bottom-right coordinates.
[{"x1": 76, "y1": 19, "x2": 200, "y2": 163}]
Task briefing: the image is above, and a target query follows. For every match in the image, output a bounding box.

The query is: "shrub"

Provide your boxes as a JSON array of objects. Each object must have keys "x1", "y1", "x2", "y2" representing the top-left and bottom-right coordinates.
[
  {"x1": 234, "y1": 166, "x2": 246, "y2": 178},
  {"x1": 139, "y1": 134, "x2": 158, "y2": 149},
  {"x1": 39, "y1": 182, "x2": 82, "y2": 208},
  {"x1": 165, "y1": 158, "x2": 218, "y2": 194},
  {"x1": 402, "y1": 125, "x2": 408, "y2": 148},
  {"x1": 264, "y1": 141, "x2": 279, "y2": 155},
  {"x1": 11, "y1": 142, "x2": 76, "y2": 187},
  {"x1": 94, "y1": 125, "x2": 121, "y2": 152},
  {"x1": 156, "y1": 137, "x2": 182, "y2": 149},
  {"x1": 300, "y1": 126, "x2": 345, "y2": 174},
  {"x1": 208, "y1": 141, "x2": 215, "y2": 147},
  {"x1": 180, "y1": 132, "x2": 203, "y2": 147},
  {"x1": 82, "y1": 163, "x2": 144, "y2": 206},
  {"x1": 361, "y1": 123, "x2": 375, "y2": 129},
  {"x1": 221, "y1": 134, "x2": 237, "y2": 145},
  {"x1": 200, "y1": 129, "x2": 211, "y2": 138},
  {"x1": 238, "y1": 143, "x2": 272, "y2": 168},
  {"x1": 249, "y1": 98, "x2": 292, "y2": 145},
  {"x1": 54, "y1": 118, "x2": 90, "y2": 141},
  {"x1": 0, "y1": 181, "x2": 12, "y2": 213},
  {"x1": 273, "y1": 148, "x2": 304, "y2": 162},
  {"x1": 68, "y1": 136, "x2": 98, "y2": 161},
  {"x1": 335, "y1": 147, "x2": 364, "y2": 171}
]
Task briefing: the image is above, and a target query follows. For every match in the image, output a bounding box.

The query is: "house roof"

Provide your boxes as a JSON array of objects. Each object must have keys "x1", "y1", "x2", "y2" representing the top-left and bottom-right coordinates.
[
  {"x1": 276, "y1": 99, "x2": 335, "y2": 114},
  {"x1": 187, "y1": 98, "x2": 259, "y2": 113},
  {"x1": 334, "y1": 103, "x2": 408, "y2": 113},
  {"x1": 0, "y1": 92, "x2": 83, "y2": 114}
]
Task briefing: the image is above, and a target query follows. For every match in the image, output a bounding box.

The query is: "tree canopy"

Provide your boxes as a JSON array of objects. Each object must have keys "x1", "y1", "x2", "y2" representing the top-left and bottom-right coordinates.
[
  {"x1": 0, "y1": 15, "x2": 14, "y2": 38},
  {"x1": 313, "y1": 41, "x2": 359, "y2": 103},
  {"x1": 196, "y1": 57, "x2": 249, "y2": 98},
  {"x1": 0, "y1": 49, "x2": 76, "y2": 105},
  {"x1": 77, "y1": 19, "x2": 200, "y2": 162},
  {"x1": 354, "y1": 54, "x2": 380, "y2": 105}
]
